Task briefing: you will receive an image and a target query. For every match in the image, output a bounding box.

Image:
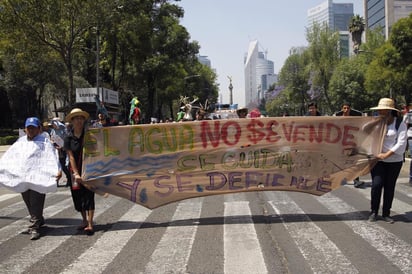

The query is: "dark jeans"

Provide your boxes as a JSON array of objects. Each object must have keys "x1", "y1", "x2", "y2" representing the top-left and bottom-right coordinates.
[
  {"x1": 21, "y1": 190, "x2": 45, "y2": 229},
  {"x1": 370, "y1": 161, "x2": 402, "y2": 217}
]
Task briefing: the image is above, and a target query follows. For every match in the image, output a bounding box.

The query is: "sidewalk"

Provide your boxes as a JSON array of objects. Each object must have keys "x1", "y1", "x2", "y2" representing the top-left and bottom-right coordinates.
[{"x1": 0, "y1": 145, "x2": 11, "y2": 152}]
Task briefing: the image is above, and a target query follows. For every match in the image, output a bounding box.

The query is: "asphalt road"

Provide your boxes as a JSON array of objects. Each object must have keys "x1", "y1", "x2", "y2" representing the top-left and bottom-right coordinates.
[{"x1": 1, "y1": 145, "x2": 411, "y2": 273}]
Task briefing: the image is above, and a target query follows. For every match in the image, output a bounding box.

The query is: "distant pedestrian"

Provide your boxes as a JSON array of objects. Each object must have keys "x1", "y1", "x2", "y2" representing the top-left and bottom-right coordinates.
[
  {"x1": 306, "y1": 102, "x2": 322, "y2": 116},
  {"x1": 236, "y1": 107, "x2": 248, "y2": 118},
  {"x1": 368, "y1": 98, "x2": 407, "y2": 223},
  {"x1": 50, "y1": 119, "x2": 70, "y2": 187},
  {"x1": 403, "y1": 103, "x2": 412, "y2": 185},
  {"x1": 334, "y1": 101, "x2": 363, "y2": 117}
]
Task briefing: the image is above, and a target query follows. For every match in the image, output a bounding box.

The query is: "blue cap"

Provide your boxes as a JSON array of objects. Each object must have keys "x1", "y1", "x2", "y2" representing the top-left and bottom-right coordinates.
[{"x1": 25, "y1": 117, "x2": 41, "y2": 128}]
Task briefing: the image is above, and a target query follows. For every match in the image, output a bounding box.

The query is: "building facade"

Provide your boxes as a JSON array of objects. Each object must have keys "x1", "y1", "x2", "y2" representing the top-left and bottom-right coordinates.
[
  {"x1": 307, "y1": 0, "x2": 354, "y2": 57},
  {"x1": 197, "y1": 55, "x2": 211, "y2": 68},
  {"x1": 307, "y1": 0, "x2": 354, "y2": 31},
  {"x1": 244, "y1": 40, "x2": 276, "y2": 107},
  {"x1": 365, "y1": 0, "x2": 412, "y2": 39}
]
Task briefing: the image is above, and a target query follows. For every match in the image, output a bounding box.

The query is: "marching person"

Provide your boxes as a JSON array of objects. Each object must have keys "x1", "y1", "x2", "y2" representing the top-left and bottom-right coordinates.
[
  {"x1": 334, "y1": 102, "x2": 365, "y2": 188},
  {"x1": 368, "y1": 98, "x2": 407, "y2": 223},
  {"x1": 306, "y1": 102, "x2": 322, "y2": 116},
  {"x1": 64, "y1": 108, "x2": 96, "y2": 235},
  {"x1": 403, "y1": 103, "x2": 412, "y2": 185},
  {"x1": 0, "y1": 117, "x2": 61, "y2": 240}
]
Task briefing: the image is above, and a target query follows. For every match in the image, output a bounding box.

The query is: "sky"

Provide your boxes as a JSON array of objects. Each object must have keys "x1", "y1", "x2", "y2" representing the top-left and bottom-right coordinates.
[{"x1": 178, "y1": 0, "x2": 364, "y2": 106}]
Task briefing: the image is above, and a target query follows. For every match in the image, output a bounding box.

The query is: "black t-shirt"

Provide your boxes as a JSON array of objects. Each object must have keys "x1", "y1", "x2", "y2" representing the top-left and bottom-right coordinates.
[
  {"x1": 335, "y1": 109, "x2": 363, "y2": 116},
  {"x1": 64, "y1": 132, "x2": 84, "y2": 174}
]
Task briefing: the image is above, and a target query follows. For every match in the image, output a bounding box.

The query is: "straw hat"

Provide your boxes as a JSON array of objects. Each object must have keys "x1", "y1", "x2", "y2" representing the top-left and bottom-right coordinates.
[
  {"x1": 65, "y1": 108, "x2": 90, "y2": 122},
  {"x1": 370, "y1": 98, "x2": 399, "y2": 112}
]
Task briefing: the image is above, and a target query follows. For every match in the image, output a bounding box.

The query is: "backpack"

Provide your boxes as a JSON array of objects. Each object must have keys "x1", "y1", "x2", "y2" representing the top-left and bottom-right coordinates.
[{"x1": 395, "y1": 117, "x2": 405, "y2": 162}]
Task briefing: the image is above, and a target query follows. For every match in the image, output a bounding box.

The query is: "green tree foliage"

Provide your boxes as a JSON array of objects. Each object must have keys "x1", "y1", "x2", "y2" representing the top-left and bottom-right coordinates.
[
  {"x1": 270, "y1": 49, "x2": 310, "y2": 116},
  {"x1": 328, "y1": 57, "x2": 370, "y2": 112},
  {"x1": 365, "y1": 14, "x2": 412, "y2": 105},
  {"x1": 329, "y1": 28, "x2": 386, "y2": 113},
  {"x1": 306, "y1": 22, "x2": 340, "y2": 114},
  {"x1": 0, "y1": 0, "x2": 214, "y2": 126}
]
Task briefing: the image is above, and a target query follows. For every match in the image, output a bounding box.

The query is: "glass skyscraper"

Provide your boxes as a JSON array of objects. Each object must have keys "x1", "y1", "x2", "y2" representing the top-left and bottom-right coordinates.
[
  {"x1": 244, "y1": 40, "x2": 275, "y2": 107},
  {"x1": 365, "y1": 0, "x2": 412, "y2": 39}
]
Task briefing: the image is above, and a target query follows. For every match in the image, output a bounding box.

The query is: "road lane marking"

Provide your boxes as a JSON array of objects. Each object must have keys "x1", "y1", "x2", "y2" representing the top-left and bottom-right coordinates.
[
  {"x1": 61, "y1": 204, "x2": 151, "y2": 274},
  {"x1": 346, "y1": 185, "x2": 412, "y2": 221},
  {"x1": 144, "y1": 199, "x2": 203, "y2": 273},
  {"x1": 268, "y1": 192, "x2": 358, "y2": 274},
  {"x1": 0, "y1": 196, "x2": 121, "y2": 273},
  {"x1": 317, "y1": 193, "x2": 412, "y2": 273},
  {"x1": 224, "y1": 201, "x2": 268, "y2": 274},
  {"x1": 0, "y1": 193, "x2": 20, "y2": 202},
  {"x1": 0, "y1": 196, "x2": 73, "y2": 245}
]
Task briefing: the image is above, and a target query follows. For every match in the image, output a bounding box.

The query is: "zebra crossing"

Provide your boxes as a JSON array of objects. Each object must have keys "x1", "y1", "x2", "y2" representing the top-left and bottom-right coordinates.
[{"x1": 0, "y1": 180, "x2": 411, "y2": 274}]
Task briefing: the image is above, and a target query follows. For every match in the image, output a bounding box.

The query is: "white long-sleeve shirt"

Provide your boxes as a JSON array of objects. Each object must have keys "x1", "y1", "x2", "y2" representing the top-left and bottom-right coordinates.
[{"x1": 381, "y1": 118, "x2": 407, "y2": 163}]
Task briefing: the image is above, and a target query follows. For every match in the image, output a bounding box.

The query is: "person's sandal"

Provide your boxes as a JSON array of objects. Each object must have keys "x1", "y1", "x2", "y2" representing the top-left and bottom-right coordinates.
[
  {"x1": 84, "y1": 227, "x2": 94, "y2": 235},
  {"x1": 77, "y1": 223, "x2": 87, "y2": 230}
]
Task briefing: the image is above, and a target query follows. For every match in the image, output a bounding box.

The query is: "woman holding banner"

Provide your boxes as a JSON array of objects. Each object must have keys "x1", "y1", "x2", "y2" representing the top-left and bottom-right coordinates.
[
  {"x1": 368, "y1": 98, "x2": 407, "y2": 223},
  {"x1": 64, "y1": 108, "x2": 95, "y2": 235}
]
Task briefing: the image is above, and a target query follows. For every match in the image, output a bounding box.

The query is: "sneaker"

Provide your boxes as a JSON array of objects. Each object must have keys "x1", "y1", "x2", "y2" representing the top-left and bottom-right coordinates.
[
  {"x1": 21, "y1": 228, "x2": 32, "y2": 235},
  {"x1": 382, "y1": 216, "x2": 395, "y2": 224},
  {"x1": 30, "y1": 230, "x2": 40, "y2": 240},
  {"x1": 368, "y1": 213, "x2": 377, "y2": 222},
  {"x1": 28, "y1": 219, "x2": 45, "y2": 229},
  {"x1": 354, "y1": 179, "x2": 364, "y2": 188}
]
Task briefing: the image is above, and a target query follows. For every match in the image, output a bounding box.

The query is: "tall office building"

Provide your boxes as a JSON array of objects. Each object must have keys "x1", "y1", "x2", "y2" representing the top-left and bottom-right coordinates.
[
  {"x1": 244, "y1": 40, "x2": 276, "y2": 107},
  {"x1": 307, "y1": 0, "x2": 354, "y2": 31},
  {"x1": 365, "y1": 0, "x2": 412, "y2": 39},
  {"x1": 197, "y1": 55, "x2": 211, "y2": 68},
  {"x1": 307, "y1": 0, "x2": 354, "y2": 57}
]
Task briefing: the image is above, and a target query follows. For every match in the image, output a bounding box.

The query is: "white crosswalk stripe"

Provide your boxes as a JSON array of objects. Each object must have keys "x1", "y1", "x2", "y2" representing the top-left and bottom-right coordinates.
[
  {"x1": 0, "y1": 182, "x2": 411, "y2": 273},
  {"x1": 61, "y1": 204, "x2": 151, "y2": 274},
  {"x1": 144, "y1": 199, "x2": 203, "y2": 273},
  {"x1": 268, "y1": 192, "x2": 358, "y2": 274},
  {"x1": 346, "y1": 184, "x2": 412, "y2": 221},
  {"x1": 0, "y1": 195, "x2": 121, "y2": 274},
  {"x1": 317, "y1": 193, "x2": 412, "y2": 273},
  {"x1": 0, "y1": 194, "x2": 73, "y2": 245},
  {"x1": 224, "y1": 200, "x2": 267, "y2": 274}
]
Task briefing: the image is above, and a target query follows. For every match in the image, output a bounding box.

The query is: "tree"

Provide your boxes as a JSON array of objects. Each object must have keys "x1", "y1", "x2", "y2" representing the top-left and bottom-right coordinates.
[
  {"x1": 0, "y1": 0, "x2": 215, "y2": 125},
  {"x1": 329, "y1": 27, "x2": 386, "y2": 113},
  {"x1": 328, "y1": 57, "x2": 371, "y2": 112},
  {"x1": 365, "y1": 14, "x2": 412, "y2": 105},
  {"x1": 306, "y1": 22, "x2": 340, "y2": 114},
  {"x1": 275, "y1": 49, "x2": 311, "y2": 115},
  {"x1": 0, "y1": 0, "x2": 99, "y2": 106},
  {"x1": 349, "y1": 15, "x2": 365, "y2": 54}
]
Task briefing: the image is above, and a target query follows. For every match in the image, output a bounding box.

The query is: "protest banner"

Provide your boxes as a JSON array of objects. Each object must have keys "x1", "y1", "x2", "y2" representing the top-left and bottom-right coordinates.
[
  {"x1": 81, "y1": 116, "x2": 385, "y2": 209},
  {"x1": 0, "y1": 138, "x2": 59, "y2": 193}
]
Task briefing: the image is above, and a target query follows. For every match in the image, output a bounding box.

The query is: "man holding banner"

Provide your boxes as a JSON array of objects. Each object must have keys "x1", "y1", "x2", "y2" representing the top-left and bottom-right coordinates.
[{"x1": 334, "y1": 102, "x2": 365, "y2": 188}]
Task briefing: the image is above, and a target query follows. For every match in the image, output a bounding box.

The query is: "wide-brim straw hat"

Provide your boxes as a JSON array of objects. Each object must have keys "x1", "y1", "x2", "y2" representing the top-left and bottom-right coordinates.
[
  {"x1": 370, "y1": 98, "x2": 399, "y2": 112},
  {"x1": 65, "y1": 108, "x2": 90, "y2": 122}
]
